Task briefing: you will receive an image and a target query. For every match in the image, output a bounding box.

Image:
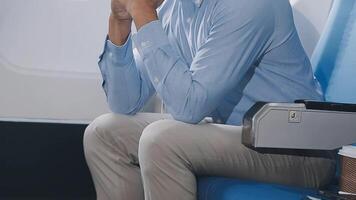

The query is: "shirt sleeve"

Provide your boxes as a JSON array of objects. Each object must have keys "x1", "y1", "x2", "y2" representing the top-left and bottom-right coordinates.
[
  {"x1": 98, "y1": 35, "x2": 155, "y2": 114},
  {"x1": 132, "y1": 2, "x2": 274, "y2": 124}
]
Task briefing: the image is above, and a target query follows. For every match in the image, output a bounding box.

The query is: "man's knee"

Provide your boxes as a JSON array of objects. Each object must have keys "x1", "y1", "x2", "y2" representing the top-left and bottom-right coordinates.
[
  {"x1": 138, "y1": 120, "x2": 184, "y2": 169},
  {"x1": 83, "y1": 113, "x2": 138, "y2": 159}
]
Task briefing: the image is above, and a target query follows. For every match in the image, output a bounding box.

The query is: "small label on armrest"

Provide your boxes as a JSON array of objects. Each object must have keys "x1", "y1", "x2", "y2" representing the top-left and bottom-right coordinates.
[{"x1": 288, "y1": 110, "x2": 301, "y2": 123}]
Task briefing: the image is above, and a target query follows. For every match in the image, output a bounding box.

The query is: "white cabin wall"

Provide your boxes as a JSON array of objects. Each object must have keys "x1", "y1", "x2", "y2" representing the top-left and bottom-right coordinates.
[
  {"x1": 0, "y1": 0, "x2": 111, "y2": 122},
  {"x1": 0, "y1": 0, "x2": 333, "y2": 121}
]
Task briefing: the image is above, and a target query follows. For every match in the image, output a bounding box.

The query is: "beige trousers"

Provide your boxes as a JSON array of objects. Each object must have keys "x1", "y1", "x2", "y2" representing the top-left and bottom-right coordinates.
[{"x1": 83, "y1": 113, "x2": 335, "y2": 200}]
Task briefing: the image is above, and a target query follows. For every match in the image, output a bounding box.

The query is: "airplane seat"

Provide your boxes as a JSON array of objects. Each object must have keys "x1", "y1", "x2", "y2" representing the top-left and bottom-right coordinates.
[
  {"x1": 198, "y1": 0, "x2": 356, "y2": 199},
  {"x1": 312, "y1": 0, "x2": 356, "y2": 103}
]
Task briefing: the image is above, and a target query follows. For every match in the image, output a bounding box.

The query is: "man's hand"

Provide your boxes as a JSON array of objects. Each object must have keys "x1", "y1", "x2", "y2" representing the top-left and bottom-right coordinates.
[
  {"x1": 111, "y1": 0, "x2": 132, "y2": 21},
  {"x1": 108, "y1": 0, "x2": 164, "y2": 45},
  {"x1": 109, "y1": 0, "x2": 132, "y2": 46},
  {"x1": 128, "y1": 0, "x2": 162, "y2": 30},
  {"x1": 112, "y1": 0, "x2": 164, "y2": 30}
]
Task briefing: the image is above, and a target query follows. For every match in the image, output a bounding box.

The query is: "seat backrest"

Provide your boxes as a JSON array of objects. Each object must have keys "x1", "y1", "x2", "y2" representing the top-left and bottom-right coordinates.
[
  {"x1": 291, "y1": 0, "x2": 333, "y2": 57},
  {"x1": 311, "y1": 0, "x2": 356, "y2": 103}
]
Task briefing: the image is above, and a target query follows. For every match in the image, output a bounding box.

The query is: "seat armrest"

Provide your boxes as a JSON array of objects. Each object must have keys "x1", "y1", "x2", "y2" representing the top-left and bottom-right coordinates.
[
  {"x1": 242, "y1": 101, "x2": 356, "y2": 150},
  {"x1": 294, "y1": 100, "x2": 356, "y2": 112}
]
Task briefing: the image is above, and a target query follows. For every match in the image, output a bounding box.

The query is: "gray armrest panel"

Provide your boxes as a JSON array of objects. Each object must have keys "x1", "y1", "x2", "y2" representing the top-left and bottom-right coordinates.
[{"x1": 242, "y1": 102, "x2": 356, "y2": 150}]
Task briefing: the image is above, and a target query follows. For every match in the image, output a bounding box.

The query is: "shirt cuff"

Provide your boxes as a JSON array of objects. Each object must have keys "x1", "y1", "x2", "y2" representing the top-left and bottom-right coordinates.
[
  {"x1": 132, "y1": 20, "x2": 170, "y2": 58},
  {"x1": 104, "y1": 35, "x2": 134, "y2": 66}
]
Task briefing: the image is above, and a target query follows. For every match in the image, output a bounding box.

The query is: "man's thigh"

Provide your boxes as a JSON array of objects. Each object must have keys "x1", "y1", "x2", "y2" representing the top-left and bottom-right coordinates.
[
  {"x1": 85, "y1": 112, "x2": 171, "y2": 160},
  {"x1": 141, "y1": 119, "x2": 335, "y2": 188}
]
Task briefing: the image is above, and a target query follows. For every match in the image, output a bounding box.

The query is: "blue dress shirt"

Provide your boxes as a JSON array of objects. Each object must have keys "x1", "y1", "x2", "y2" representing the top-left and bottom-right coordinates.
[{"x1": 98, "y1": 0, "x2": 323, "y2": 125}]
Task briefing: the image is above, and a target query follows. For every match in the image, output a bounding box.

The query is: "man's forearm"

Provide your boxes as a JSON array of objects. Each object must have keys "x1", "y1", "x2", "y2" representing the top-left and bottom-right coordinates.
[
  {"x1": 108, "y1": 14, "x2": 132, "y2": 46},
  {"x1": 129, "y1": 3, "x2": 158, "y2": 30}
]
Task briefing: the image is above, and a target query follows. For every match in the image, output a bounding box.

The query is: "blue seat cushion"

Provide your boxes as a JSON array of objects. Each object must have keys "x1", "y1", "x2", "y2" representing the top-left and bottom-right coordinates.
[{"x1": 198, "y1": 177, "x2": 319, "y2": 200}]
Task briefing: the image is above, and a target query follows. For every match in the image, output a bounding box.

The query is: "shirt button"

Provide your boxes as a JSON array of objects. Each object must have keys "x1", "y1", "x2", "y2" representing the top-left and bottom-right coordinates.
[
  {"x1": 194, "y1": 0, "x2": 202, "y2": 6},
  {"x1": 141, "y1": 41, "x2": 153, "y2": 48},
  {"x1": 108, "y1": 52, "x2": 113, "y2": 58},
  {"x1": 154, "y1": 77, "x2": 159, "y2": 83}
]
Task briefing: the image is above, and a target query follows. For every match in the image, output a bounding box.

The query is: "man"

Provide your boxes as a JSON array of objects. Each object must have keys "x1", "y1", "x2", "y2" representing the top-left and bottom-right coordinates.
[{"x1": 84, "y1": 0, "x2": 335, "y2": 199}]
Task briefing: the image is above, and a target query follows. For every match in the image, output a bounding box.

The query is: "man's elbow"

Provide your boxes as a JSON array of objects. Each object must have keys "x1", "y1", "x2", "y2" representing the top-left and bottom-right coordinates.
[
  {"x1": 108, "y1": 101, "x2": 138, "y2": 116},
  {"x1": 172, "y1": 112, "x2": 205, "y2": 125}
]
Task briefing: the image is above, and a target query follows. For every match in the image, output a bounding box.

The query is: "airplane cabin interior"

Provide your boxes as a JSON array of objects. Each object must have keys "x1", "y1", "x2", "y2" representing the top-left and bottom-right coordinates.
[{"x1": 0, "y1": 0, "x2": 356, "y2": 199}]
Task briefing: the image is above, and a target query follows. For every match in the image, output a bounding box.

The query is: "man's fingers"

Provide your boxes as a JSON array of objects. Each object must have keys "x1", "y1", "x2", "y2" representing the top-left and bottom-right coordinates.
[{"x1": 111, "y1": 0, "x2": 132, "y2": 20}]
